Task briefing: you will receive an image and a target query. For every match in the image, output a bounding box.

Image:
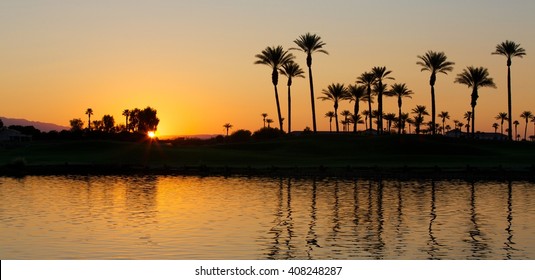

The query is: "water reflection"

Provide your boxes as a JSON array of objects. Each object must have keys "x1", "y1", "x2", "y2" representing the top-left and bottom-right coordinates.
[{"x1": 1, "y1": 176, "x2": 534, "y2": 259}]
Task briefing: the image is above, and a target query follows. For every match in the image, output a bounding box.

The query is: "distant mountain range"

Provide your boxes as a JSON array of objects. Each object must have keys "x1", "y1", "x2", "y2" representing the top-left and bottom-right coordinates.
[{"x1": 0, "y1": 117, "x2": 69, "y2": 132}]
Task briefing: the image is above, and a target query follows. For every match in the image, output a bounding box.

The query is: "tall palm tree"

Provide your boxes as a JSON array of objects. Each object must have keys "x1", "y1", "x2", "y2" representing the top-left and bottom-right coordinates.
[
  {"x1": 280, "y1": 61, "x2": 305, "y2": 133},
  {"x1": 492, "y1": 123, "x2": 499, "y2": 133},
  {"x1": 371, "y1": 66, "x2": 394, "y2": 134},
  {"x1": 85, "y1": 108, "x2": 93, "y2": 131},
  {"x1": 357, "y1": 72, "x2": 377, "y2": 132},
  {"x1": 122, "y1": 109, "x2": 130, "y2": 131},
  {"x1": 513, "y1": 120, "x2": 520, "y2": 140},
  {"x1": 495, "y1": 112, "x2": 508, "y2": 135},
  {"x1": 520, "y1": 111, "x2": 533, "y2": 140},
  {"x1": 417, "y1": 51, "x2": 455, "y2": 135},
  {"x1": 340, "y1": 110, "x2": 352, "y2": 132},
  {"x1": 318, "y1": 83, "x2": 349, "y2": 133},
  {"x1": 254, "y1": 46, "x2": 295, "y2": 131},
  {"x1": 463, "y1": 111, "x2": 472, "y2": 134},
  {"x1": 437, "y1": 111, "x2": 450, "y2": 135},
  {"x1": 292, "y1": 33, "x2": 329, "y2": 133},
  {"x1": 492, "y1": 40, "x2": 527, "y2": 140},
  {"x1": 454, "y1": 66, "x2": 496, "y2": 135},
  {"x1": 386, "y1": 83, "x2": 413, "y2": 134},
  {"x1": 411, "y1": 105, "x2": 429, "y2": 135},
  {"x1": 261, "y1": 113, "x2": 268, "y2": 128},
  {"x1": 346, "y1": 84, "x2": 369, "y2": 132},
  {"x1": 223, "y1": 123, "x2": 232, "y2": 136},
  {"x1": 325, "y1": 111, "x2": 335, "y2": 132}
]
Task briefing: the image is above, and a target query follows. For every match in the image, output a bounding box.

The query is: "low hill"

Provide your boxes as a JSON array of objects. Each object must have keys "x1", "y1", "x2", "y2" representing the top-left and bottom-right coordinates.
[{"x1": 0, "y1": 117, "x2": 69, "y2": 132}]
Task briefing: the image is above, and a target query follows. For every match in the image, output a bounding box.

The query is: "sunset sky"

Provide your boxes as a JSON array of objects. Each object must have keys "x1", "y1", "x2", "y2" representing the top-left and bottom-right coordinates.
[{"x1": 1, "y1": 0, "x2": 534, "y2": 136}]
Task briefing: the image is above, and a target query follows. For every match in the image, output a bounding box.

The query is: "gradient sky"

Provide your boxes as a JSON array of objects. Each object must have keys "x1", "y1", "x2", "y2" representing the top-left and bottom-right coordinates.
[{"x1": 1, "y1": 0, "x2": 534, "y2": 136}]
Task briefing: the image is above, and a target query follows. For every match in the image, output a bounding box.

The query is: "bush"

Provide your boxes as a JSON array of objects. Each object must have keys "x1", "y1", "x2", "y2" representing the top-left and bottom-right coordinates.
[
  {"x1": 229, "y1": 129, "x2": 252, "y2": 142},
  {"x1": 253, "y1": 127, "x2": 285, "y2": 140}
]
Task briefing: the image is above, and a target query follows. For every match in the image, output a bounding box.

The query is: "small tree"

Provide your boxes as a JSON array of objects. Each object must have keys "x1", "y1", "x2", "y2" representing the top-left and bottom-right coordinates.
[{"x1": 70, "y1": 118, "x2": 84, "y2": 132}]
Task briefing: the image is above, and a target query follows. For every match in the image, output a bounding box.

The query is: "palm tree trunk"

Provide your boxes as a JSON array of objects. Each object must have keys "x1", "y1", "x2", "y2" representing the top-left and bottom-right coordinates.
[
  {"x1": 334, "y1": 106, "x2": 339, "y2": 133},
  {"x1": 378, "y1": 86, "x2": 383, "y2": 134},
  {"x1": 353, "y1": 102, "x2": 358, "y2": 133},
  {"x1": 524, "y1": 120, "x2": 528, "y2": 140},
  {"x1": 507, "y1": 65, "x2": 512, "y2": 141},
  {"x1": 471, "y1": 107, "x2": 476, "y2": 136},
  {"x1": 287, "y1": 85, "x2": 292, "y2": 134},
  {"x1": 367, "y1": 88, "x2": 373, "y2": 132},
  {"x1": 431, "y1": 84, "x2": 436, "y2": 135},
  {"x1": 273, "y1": 85, "x2": 283, "y2": 131},
  {"x1": 308, "y1": 66, "x2": 317, "y2": 133},
  {"x1": 398, "y1": 97, "x2": 402, "y2": 135}
]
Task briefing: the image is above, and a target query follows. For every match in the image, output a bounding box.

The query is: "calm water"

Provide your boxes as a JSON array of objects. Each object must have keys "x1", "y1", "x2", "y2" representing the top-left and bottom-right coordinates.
[{"x1": 1, "y1": 176, "x2": 534, "y2": 259}]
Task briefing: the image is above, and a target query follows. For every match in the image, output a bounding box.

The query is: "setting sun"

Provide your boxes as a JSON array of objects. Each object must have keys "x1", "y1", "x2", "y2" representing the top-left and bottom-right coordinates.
[{"x1": 148, "y1": 131, "x2": 156, "y2": 138}]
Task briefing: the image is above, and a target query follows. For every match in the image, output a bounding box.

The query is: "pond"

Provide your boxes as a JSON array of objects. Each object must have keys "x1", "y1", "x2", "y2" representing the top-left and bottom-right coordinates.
[{"x1": 1, "y1": 176, "x2": 534, "y2": 259}]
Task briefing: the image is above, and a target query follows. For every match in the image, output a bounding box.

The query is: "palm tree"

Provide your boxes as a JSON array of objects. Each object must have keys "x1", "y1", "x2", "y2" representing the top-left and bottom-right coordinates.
[
  {"x1": 399, "y1": 113, "x2": 410, "y2": 134},
  {"x1": 254, "y1": 46, "x2": 295, "y2": 131},
  {"x1": 346, "y1": 84, "x2": 369, "y2": 132},
  {"x1": 454, "y1": 66, "x2": 496, "y2": 135},
  {"x1": 417, "y1": 51, "x2": 455, "y2": 135},
  {"x1": 362, "y1": 110, "x2": 370, "y2": 131},
  {"x1": 438, "y1": 111, "x2": 450, "y2": 135},
  {"x1": 492, "y1": 123, "x2": 499, "y2": 133},
  {"x1": 340, "y1": 110, "x2": 352, "y2": 132},
  {"x1": 386, "y1": 83, "x2": 413, "y2": 134},
  {"x1": 85, "y1": 108, "x2": 93, "y2": 131},
  {"x1": 280, "y1": 61, "x2": 305, "y2": 133},
  {"x1": 492, "y1": 40, "x2": 527, "y2": 141},
  {"x1": 122, "y1": 109, "x2": 130, "y2": 131},
  {"x1": 495, "y1": 112, "x2": 508, "y2": 135},
  {"x1": 325, "y1": 111, "x2": 335, "y2": 132},
  {"x1": 223, "y1": 123, "x2": 233, "y2": 136},
  {"x1": 357, "y1": 72, "x2": 377, "y2": 131},
  {"x1": 349, "y1": 114, "x2": 364, "y2": 132},
  {"x1": 266, "y1": 118, "x2": 274, "y2": 128},
  {"x1": 411, "y1": 105, "x2": 429, "y2": 135},
  {"x1": 291, "y1": 33, "x2": 328, "y2": 133},
  {"x1": 513, "y1": 120, "x2": 520, "y2": 140},
  {"x1": 318, "y1": 83, "x2": 349, "y2": 133},
  {"x1": 532, "y1": 116, "x2": 535, "y2": 139},
  {"x1": 463, "y1": 111, "x2": 472, "y2": 134},
  {"x1": 261, "y1": 113, "x2": 268, "y2": 128},
  {"x1": 520, "y1": 111, "x2": 533, "y2": 140},
  {"x1": 371, "y1": 66, "x2": 394, "y2": 134},
  {"x1": 384, "y1": 113, "x2": 397, "y2": 133}
]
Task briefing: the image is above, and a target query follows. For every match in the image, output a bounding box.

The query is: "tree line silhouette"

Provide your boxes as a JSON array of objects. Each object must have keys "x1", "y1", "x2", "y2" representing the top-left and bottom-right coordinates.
[{"x1": 254, "y1": 34, "x2": 531, "y2": 140}]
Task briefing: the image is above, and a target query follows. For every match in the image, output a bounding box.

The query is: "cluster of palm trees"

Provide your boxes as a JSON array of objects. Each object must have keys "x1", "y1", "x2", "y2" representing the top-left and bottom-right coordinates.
[{"x1": 255, "y1": 34, "x2": 529, "y2": 140}]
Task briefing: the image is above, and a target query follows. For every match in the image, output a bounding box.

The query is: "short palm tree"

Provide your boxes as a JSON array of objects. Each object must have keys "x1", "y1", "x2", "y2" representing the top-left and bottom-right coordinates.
[
  {"x1": 492, "y1": 123, "x2": 499, "y2": 133},
  {"x1": 254, "y1": 46, "x2": 295, "y2": 131},
  {"x1": 280, "y1": 61, "x2": 305, "y2": 133},
  {"x1": 357, "y1": 72, "x2": 377, "y2": 131},
  {"x1": 318, "y1": 83, "x2": 349, "y2": 133},
  {"x1": 292, "y1": 33, "x2": 328, "y2": 133},
  {"x1": 417, "y1": 51, "x2": 455, "y2": 135},
  {"x1": 495, "y1": 112, "x2": 508, "y2": 135},
  {"x1": 349, "y1": 114, "x2": 364, "y2": 132},
  {"x1": 340, "y1": 110, "x2": 352, "y2": 132},
  {"x1": 346, "y1": 84, "x2": 369, "y2": 132},
  {"x1": 361, "y1": 110, "x2": 370, "y2": 131},
  {"x1": 85, "y1": 108, "x2": 93, "y2": 131},
  {"x1": 223, "y1": 123, "x2": 233, "y2": 136},
  {"x1": 454, "y1": 66, "x2": 496, "y2": 136},
  {"x1": 463, "y1": 111, "x2": 472, "y2": 134},
  {"x1": 438, "y1": 111, "x2": 450, "y2": 135},
  {"x1": 122, "y1": 109, "x2": 130, "y2": 131},
  {"x1": 513, "y1": 120, "x2": 520, "y2": 140},
  {"x1": 386, "y1": 83, "x2": 413, "y2": 134},
  {"x1": 384, "y1": 113, "x2": 397, "y2": 132},
  {"x1": 266, "y1": 118, "x2": 274, "y2": 128},
  {"x1": 371, "y1": 66, "x2": 394, "y2": 134},
  {"x1": 261, "y1": 113, "x2": 268, "y2": 128},
  {"x1": 411, "y1": 105, "x2": 429, "y2": 135},
  {"x1": 325, "y1": 111, "x2": 335, "y2": 132},
  {"x1": 520, "y1": 111, "x2": 533, "y2": 140},
  {"x1": 492, "y1": 40, "x2": 527, "y2": 140}
]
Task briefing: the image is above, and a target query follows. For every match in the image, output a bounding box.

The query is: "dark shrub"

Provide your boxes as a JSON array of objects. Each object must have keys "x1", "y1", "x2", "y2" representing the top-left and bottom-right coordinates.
[
  {"x1": 230, "y1": 129, "x2": 252, "y2": 142},
  {"x1": 253, "y1": 127, "x2": 285, "y2": 140}
]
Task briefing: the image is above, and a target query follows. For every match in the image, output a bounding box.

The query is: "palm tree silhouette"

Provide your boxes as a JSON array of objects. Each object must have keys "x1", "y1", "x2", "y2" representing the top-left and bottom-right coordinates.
[
  {"x1": 513, "y1": 120, "x2": 520, "y2": 140},
  {"x1": 371, "y1": 67, "x2": 394, "y2": 134},
  {"x1": 532, "y1": 116, "x2": 535, "y2": 139},
  {"x1": 387, "y1": 83, "x2": 413, "y2": 134},
  {"x1": 85, "y1": 108, "x2": 93, "y2": 131},
  {"x1": 223, "y1": 123, "x2": 232, "y2": 136},
  {"x1": 340, "y1": 110, "x2": 352, "y2": 132},
  {"x1": 325, "y1": 111, "x2": 335, "y2": 132},
  {"x1": 454, "y1": 66, "x2": 496, "y2": 136},
  {"x1": 280, "y1": 61, "x2": 305, "y2": 134},
  {"x1": 261, "y1": 113, "x2": 268, "y2": 128},
  {"x1": 492, "y1": 123, "x2": 499, "y2": 133},
  {"x1": 291, "y1": 33, "x2": 329, "y2": 133},
  {"x1": 266, "y1": 118, "x2": 274, "y2": 128},
  {"x1": 412, "y1": 105, "x2": 429, "y2": 135},
  {"x1": 346, "y1": 84, "x2": 369, "y2": 132},
  {"x1": 318, "y1": 83, "x2": 349, "y2": 133},
  {"x1": 438, "y1": 111, "x2": 450, "y2": 135},
  {"x1": 357, "y1": 72, "x2": 377, "y2": 132},
  {"x1": 463, "y1": 111, "x2": 472, "y2": 134},
  {"x1": 495, "y1": 112, "x2": 508, "y2": 135},
  {"x1": 349, "y1": 114, "x2": 364, "y2": 132},
  {"x1": 417, "y1": 51, "x2": 455, "y2": 135},
  {"x1": 122, "y1": 109, "x2": 130, "y2": 132},
  {"x1": 492, "y1": 40, "x2": 527, "y2": 141},
  {"x1": 383, "y1": 113, "x2": 397, "y2": 133},
  {"x1": 520, "y1": 111, "x2": 533, "y2": 140},
  {"x1": 254, "y1": 46, "x2": 295, "y2": 131}
]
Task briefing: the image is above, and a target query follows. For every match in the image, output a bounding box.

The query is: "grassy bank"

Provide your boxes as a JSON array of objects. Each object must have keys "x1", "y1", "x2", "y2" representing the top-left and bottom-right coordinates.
[{"x1": 1, "y1": 134, "x2": 534, "y2": 178}]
